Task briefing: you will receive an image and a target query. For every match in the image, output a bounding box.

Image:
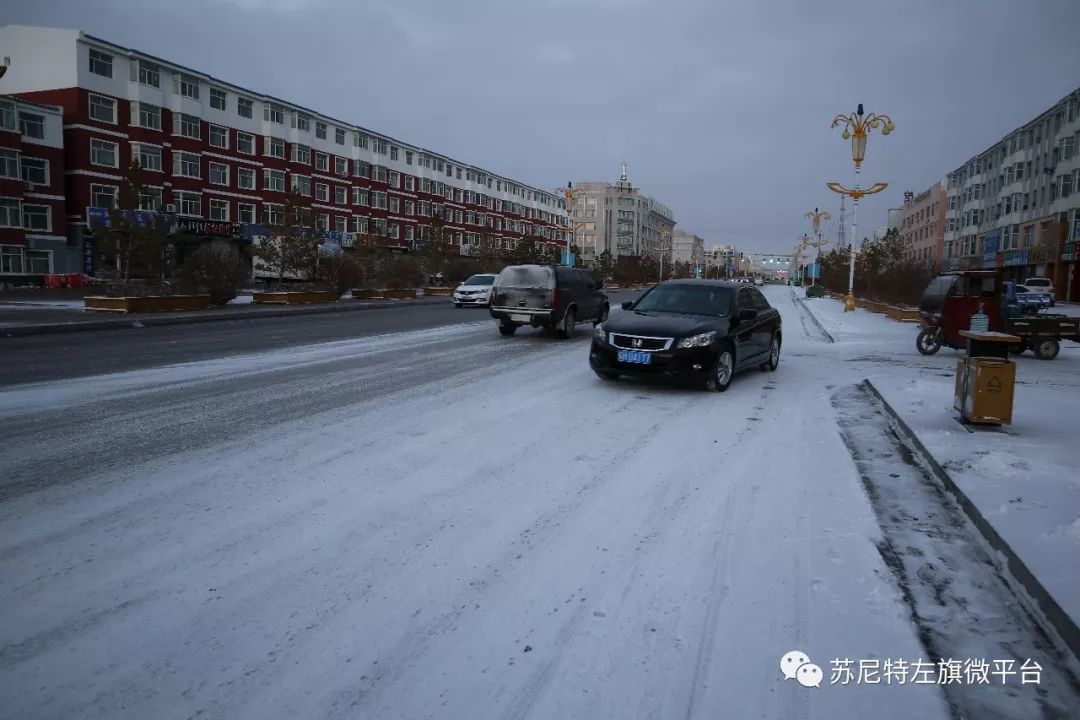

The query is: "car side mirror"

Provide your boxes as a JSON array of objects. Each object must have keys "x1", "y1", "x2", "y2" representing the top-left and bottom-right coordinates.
[{"x1": 621, "y1": 301, "x2": 634, "y2": 310}]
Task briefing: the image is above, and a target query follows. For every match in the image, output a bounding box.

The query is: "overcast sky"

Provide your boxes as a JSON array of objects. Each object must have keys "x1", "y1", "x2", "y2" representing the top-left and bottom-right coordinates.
[{"x1": 8, "y1": 0, "x2": 1080, "y2": 253}]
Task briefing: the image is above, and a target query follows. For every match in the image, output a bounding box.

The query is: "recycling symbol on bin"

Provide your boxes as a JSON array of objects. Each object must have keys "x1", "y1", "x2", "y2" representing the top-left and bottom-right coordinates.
[{"x1": 987, "y1": 375, "x2": 1003, "y2": 393}]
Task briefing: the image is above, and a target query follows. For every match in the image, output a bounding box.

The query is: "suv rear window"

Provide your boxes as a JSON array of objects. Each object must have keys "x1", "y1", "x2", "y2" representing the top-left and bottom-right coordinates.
[
  {"x1": 1024, "y1": 278, "x2": 1049, "y2": 287},
  {"x1": 496, "y1": 265, "x2": 553, "y2": 289}
]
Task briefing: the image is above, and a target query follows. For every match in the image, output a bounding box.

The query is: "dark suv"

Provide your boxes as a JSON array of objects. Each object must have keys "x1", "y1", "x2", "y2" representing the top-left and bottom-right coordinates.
[
  {"x1": 589, "y1": 279, "x2": 781, "y2": 391},
  {"x1": 489, "y1": 265, "x2": 609, "y2": 337}
]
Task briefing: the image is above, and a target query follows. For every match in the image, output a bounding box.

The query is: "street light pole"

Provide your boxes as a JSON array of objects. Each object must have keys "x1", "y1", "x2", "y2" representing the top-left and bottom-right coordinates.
[{"x1": 826, "y1": 103, "x2": 895, "y2": 311}]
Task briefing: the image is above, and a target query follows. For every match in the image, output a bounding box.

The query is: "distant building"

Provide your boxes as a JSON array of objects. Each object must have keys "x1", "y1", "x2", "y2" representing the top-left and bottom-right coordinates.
[
  {"x1": 670, "y1": 228, "x2": 704, "y2": 269},
  {"x1": 899, "y1": 182, "x2": 945, "y2": 271},
  {"x1": 569, "y1": 163, "x2": 675, "y2": 263}
]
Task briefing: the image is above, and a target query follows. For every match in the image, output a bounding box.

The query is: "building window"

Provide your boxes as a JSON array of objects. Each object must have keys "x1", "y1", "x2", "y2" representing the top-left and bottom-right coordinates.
[
  {"x1": 176, "y1": 113, "x2": 200, "y2": 139},
  {"x1": 209, "y1": 88, "x2": 227, "y2": 111},
  {"x1": 388, "y1": 223, "x2": 399, "y2": 240},
  {"x1": 235, "y1": 132, "x2": 254, "y2": 155},
  {"x1": 404, "y1": 225, "x2": 414, "y2": 242},
  {"x1": 405, "y1": 151, "x2": 413, "y2": 165},
  {"x1": 264, "y1": 169, "x2": 285, "y2": 192},
  {"x1": 90, "y1": 139, "x2": 118, "y2": 167},
  {"x1": 88, "y1": 49, "x2": 113, "y2": 77},
  {"x1": 352, "y1": 216, "x2": 368, "y2": 233},
  {"x1": 209, "y1": 124, "x2": 228, "y2": 149},
  {"x1": 135, "y1": 60, "x2": 160, "y2": 88},
  {"x1": 238, "y1": 97, "x2": 254, "y2": 118},
  {"x1": 91, "y1": 184, "x2": 118, "y2": 209},
  {"x1": 374, "y1": 166, "x2": 389, "y2": 183},
  {"x1": 0, "y1": 101, "x2": 14, "y2": 131},
  {"x1": 137, "y1": 144, "x2": 162, "y2": 172},
  {"x1": 139, "y1": 187, "x2": 162, "y2": 211},
  {"x1": 237, "y1": 167, "x2": 255, "y2": 190},
  {"x1": 209, "y1": 162, "x2": 228, "y2": 186},
  {"x1": 335, "y1": 128, "x2": 345, "y2": 145},
  {"x1": 292, "y1": 175, "x2": 311, "y2": 196},
  {"x1": 238, "y1": 203, "x2": 255, "y2": 224},
  {"x1": 175, "y1": 191, "x2": 201, "y2": 216},
  {"x1": 263, "y1": 204, "x2": 283, "y2": 225},
  {"x1": 390, "y1": 146, "x2": 399, "y2": 161},
  {"x1": 389, "y1": 196, "x2": 400, "y2": 214},
  {"x1": 315, "y1": 182, "x2": 329, "y2": 202},
  {"x1": 335, "y1": 186, "x2": 347, "y2": 205},
  {"x1": 178, "y1": 74, "x2": 200, "y2": 100},
  {"x1": 352, "y1": 188, "x2": 368, "y2": 206},
  {"x1": 135, "y1": 102, "x2": 161, "y2": 130},
  {"x1": 264, "y1": 103, "x2": 284, "y2": 124},
  {"x1": 315, "y1": 213, "x2": 329, "y2": 231},
  {"x1": 315, "y1": 121, "x2": 327, "y2": 139},
  {"x1": 20, "y1": 157, "x2": 48, "y2": 186},
  {"x1": 372, "y1": 191, "x2": 387, "y2": 210},
  {"x1": 405, "y1": 200, "x2": 415, "y2": 216},
  {"x1": 334, "y1": 157, "x2": 348, "y2": 176},
  {"x1": 293, "y1": 113, "x2": 310, "y2": 132},
  {"x1": 26, "y1": 249, "x2": 51, "y2": 274},
  {"x1": 19, "y1": 112, "x2": 45, "y2": 139},
  {"x1": 0, "y1": 245, "x2": 23, "y2": 273},
  {"x1": 89, "y1": 94, "x2": 116, "y2": 124},
  {"x1": 354, "y1": 133, "x2": 369, "y2": 149},
  {"x1": 209, "y1": 198, "x2": 229, "y2": 221},
  {"x1": 373, "y1": 138, "x2": 387, "y2": 155},
  {"x1": 404, "y1": 176, "x2": 415, "y2": 191},
  {"x1": 389, "y1": 171, "x2": 399, "y2": 188},
  {"x1": 291, "y1": 144, "x2": 310, "y2": 164},
  {"x1": 354, "y1": 160, "x2": 369, "y2": 178},
  {"x1": 174, "y1": 152, "x2": 201, "y2": 178},
  {"x1": 23, "y1": 204, "x2": 51, "y2": 232},
  {"x1": 315, "y1": 152, "x2": 329, "y2": 172},
  {"x1": 265, "y1": 137, "x2": 285, "y2": 158},
  {"x1": 0, "y1": 200, "x2": 20, "y2": 228}
]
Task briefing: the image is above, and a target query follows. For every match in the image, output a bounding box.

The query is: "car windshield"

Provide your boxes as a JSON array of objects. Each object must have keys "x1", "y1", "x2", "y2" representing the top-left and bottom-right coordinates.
[
  {"x1": 463, "y1": 275, "x2": 495, "y2": 286},
  {"x1": 633, "y1": 284, "x2": 733, "y2": 316},
  {"x1": 495, "y1": 266, "x2": 552, "y2": 289},
  {"x1": 1025, "y1": 279, "x2": 1049, "y2": 287}
]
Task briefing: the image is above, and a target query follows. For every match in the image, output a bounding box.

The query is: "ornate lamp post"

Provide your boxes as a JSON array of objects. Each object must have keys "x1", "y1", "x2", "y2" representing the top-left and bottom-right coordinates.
[
  {"x1": 803, "y1": 208, "x2": 831, "y2": 286},
  {"x1": 556, "y1": 182, "x2": 585, "y2": 265},
  {"x1": 656, "y1": 224, "x2": 672, "y2": 282},
  {"x1": 826, "y1": 104, "x2": 894, "y2": 311}
]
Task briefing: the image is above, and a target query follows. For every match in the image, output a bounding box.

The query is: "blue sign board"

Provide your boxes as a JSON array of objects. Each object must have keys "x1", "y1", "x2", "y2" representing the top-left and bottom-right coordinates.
[
  {"x1": 982, "y1": 232, "x2": 999, "y2": 268},
  {"x1": 83, "y1": 234, "x2": 95, "y2": 276},
  {"x1": 1004, "y1": 249, "x2": 1029, "y2": 267},
  {"x1": 87, "y1": 206, "x2": 177, "y2": 232},
  {"x1": 562, "y1": 250, "x2": 576, "y2": 266}
]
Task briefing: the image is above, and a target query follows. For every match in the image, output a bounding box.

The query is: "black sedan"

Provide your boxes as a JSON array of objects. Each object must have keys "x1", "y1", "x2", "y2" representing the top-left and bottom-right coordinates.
[{"x1": 589, "y1": 280, "x2": 782, "y2": 392}]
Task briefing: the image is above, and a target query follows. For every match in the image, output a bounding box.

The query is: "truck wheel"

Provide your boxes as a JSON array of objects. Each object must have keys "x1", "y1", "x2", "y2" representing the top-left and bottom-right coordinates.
[
  {"x1": 556, "y1": 307, "x2": 576, "y2": 339},
  {"x1": 916, "y1": 328, "x2": 942, "y2": 355},
  {"x1": 1033, "y1": 338, "x2": 1059, "y2": 360},
  {"x1": 498, "y1": 320, "x2": 518, "y2": 336}
]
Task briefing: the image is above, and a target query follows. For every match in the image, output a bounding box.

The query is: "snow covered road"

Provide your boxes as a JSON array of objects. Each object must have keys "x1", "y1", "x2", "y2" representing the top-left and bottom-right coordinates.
[{"x1": 2, "y1": 285, "x2": 1072, "y2": 719}]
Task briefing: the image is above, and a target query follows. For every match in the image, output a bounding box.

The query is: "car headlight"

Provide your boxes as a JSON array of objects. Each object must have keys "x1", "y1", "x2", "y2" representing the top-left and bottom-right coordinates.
[
  {"x1": 676, "y1": 331, "x2": 716, "y2": 348},
  {"x1": 593, "y1": 324, "x2": 606, "y2": 342}
]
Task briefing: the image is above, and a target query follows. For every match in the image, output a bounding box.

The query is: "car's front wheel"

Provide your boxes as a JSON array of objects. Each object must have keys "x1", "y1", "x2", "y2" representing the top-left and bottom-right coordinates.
[
  {"x1": 1033, "y1": 338, "x2": 1060, "y2": 360},
  {"x1": 594, "y1": 370, "x2": 619, "y2": 381},
  {"x1": 594, "y1": 303, "x2": 609, "y2": 325},
  {"x1": 498, "y1": 320, "x2": 518, "y2": 336},
  {"x1": 759, "y1": 334, "x2": 780, "y2": 371},
  {"x1": 706, "y1": 347, "x2": 734, "y2": 392}
]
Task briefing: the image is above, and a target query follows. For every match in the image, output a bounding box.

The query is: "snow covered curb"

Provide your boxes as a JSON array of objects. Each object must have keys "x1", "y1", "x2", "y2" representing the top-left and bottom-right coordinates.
[{"x1": 862, "y1": 378, "x2": 1080, "y2": 662}]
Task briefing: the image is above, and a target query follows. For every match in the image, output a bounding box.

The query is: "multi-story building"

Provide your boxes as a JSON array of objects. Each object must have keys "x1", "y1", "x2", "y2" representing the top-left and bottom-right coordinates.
[
  {"x1": 0, "y1": 95, "x2": 67, "y2": 281},
  {"x1": 942, "y1": 86, "x2": 1080, "y2": 300},
  {"x1": 670, "y1": 229, "x2": 704, "y2": 270},
  {"x1": 568, "y1": 164, "x2": 675, "y2": 263},
  {"x1": 0, "y1": 25, "x2": 570, "y2": 276},
  {"x1": 898, "y1": 183, "x2": 945, "y2": 271}
]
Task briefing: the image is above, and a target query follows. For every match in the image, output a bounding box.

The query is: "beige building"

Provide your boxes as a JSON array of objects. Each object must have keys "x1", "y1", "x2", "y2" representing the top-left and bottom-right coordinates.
[
  {"x1": 899, "y1": 183, "x2": 946, "y2": 270},
  {"x1": 671, "y1": 229, "x2": 704, "y2": 269},
  {"x1": 569, "y1": 164, "x2": 676, "y2": 264}
]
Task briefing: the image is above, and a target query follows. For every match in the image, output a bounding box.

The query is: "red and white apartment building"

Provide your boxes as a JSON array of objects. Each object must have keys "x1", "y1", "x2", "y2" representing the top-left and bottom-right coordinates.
[
  {"x1": 0, "y1": 94, "x2": 67, "y2": 279},
  {"x1": 898, "y1": 183, "x2": 945, "y2": 272},
  {"x1": 0, "y1": 25, "x2": 570, "y2": 279}
]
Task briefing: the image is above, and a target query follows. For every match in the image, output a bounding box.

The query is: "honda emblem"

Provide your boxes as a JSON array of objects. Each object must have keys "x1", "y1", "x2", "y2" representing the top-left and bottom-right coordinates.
[{"x1": 633, "y1": 338, "x2": 643, "y2": 348}]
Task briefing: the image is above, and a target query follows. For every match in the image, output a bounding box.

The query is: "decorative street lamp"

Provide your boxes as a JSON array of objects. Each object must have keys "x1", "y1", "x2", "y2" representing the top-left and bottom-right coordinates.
[
  {"x1": 656, "y1": 224, "x2": 672, "y2": 282},
  {"x1": 803, "y1": 207, "x2": 831, "y2": 286},
  {"x1": 826, "y1": 104, "x2": 895, "y2": 311},
  {"x1": 556, "y1": 181, "x2": 585, "y2": 265}
]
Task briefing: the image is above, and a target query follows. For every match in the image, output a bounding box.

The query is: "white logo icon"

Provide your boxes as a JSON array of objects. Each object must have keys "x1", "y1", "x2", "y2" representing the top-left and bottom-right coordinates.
[
  {"x1": 780, "y1": 650, "x2": 810, "y2": 681},
  {"x1": 797, "y1": 663, "x2": 823, "y2": 688},
  {"x1": 780, "y1": 650, "x2": 821, "y2": 688}
]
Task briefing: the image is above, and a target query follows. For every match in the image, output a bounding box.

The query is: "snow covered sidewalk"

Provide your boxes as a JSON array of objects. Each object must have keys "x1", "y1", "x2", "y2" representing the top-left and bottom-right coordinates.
[{"x1": 798, "y1": 291, "x2": 1080, "y2": 658}]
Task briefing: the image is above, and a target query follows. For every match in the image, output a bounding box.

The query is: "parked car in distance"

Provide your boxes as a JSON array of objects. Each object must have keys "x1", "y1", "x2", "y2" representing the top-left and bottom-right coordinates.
[
  {"x1": 1014, "y1": 284, "x2": 1053, "y2": 313},
  {"x1": 590, "y1": 279, "x2": 781, "y2": 392},
  {"x1": 453, "y1": 273, "x2": 497, "y2": 307},
  {"x1": 1022, "y1": 277, "x2": 1055, "y2": 306},
  {"x1": 489, "y1": 265, "x2": 609, "y2": 338}
]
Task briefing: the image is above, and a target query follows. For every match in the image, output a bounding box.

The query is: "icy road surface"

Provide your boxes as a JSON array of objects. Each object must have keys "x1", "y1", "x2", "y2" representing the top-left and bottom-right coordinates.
[{"x1": 3, "y1": 285, "x2": 1062, "y2": 720}]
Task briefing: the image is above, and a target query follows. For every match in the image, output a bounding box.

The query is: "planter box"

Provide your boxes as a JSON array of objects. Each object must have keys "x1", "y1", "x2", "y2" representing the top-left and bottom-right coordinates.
[
  {"x1": 423, "y1": 287, "x2": 454, "y2": 296},
  {"x1": 381, "y1": 288, "x2": 419, "y2": 300},
  {"x1": 251, "y1": 290, "x2": 340, "y2": 305},
  {"x1": 886, "y1": 306, "x2": 921, "y2": 323},
  {"x1": 351, "y1": 289, "x2": 385, "y2": 300},
  {"x1": 84, "y1": 294, "x2": 211, "y2": 313}
]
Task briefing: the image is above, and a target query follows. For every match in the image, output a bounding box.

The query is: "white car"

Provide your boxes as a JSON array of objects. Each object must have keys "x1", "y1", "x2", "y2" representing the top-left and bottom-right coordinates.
[
  {"x1": 453, "y1": 273, "x2": 497, "y2": 307},
  {"x1": 1022, "y1": 277, "x2": 1055, "y2": 306}
]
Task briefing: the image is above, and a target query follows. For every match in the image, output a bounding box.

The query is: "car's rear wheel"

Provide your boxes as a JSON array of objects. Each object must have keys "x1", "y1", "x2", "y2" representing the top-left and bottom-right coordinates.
[
  {"x1": 1033, "y1": 338, "x2": 1060, "y2": 360},
  {"x1": 498, "y1": 320, "x2": 518, "y2": 336},
  {"x1": 706, "y1": 348, "x2": 734, "y2": 392},
  {"x1": 557, "y1": 307, "x2": 576, "y2": 338},
  {"x1": 759, "y1": 334, "x2": 780, "y2": 371}
]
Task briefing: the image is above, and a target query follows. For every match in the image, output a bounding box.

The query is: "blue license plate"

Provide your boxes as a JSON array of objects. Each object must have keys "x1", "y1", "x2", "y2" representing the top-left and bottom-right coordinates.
[{"x1": 617, "y1": 349, "x2": 652, "y2": 365}]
